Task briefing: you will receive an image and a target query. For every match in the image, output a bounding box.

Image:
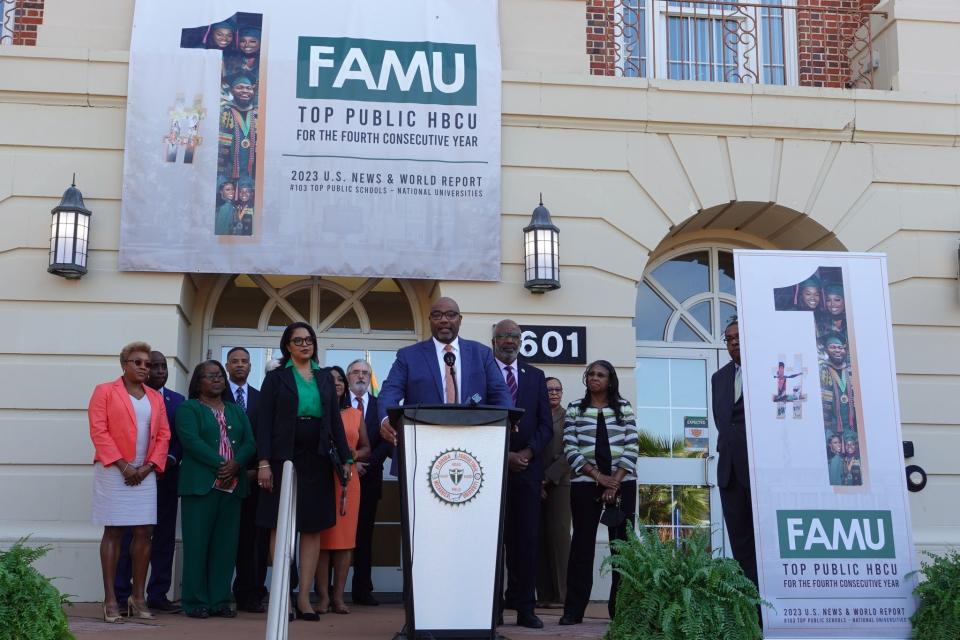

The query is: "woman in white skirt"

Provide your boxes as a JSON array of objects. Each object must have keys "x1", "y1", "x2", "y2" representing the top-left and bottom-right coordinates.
[{"x1": 88, "y1": 341, "x2": 171, "y2": 622}]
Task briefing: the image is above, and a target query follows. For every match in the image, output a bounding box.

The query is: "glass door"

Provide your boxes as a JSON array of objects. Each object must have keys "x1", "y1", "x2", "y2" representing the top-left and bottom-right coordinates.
[{"x1": 635, "y1": 346, "x2": 725, "y2": 552}]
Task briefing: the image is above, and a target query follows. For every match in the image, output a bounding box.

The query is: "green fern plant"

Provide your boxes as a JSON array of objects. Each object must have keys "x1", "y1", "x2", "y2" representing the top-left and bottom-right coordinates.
[
  {"x1": 602, "y1": 528, "x2": 765, "y2": 640},
  {"x1": 908, "y1": 549, "x2": 960, "y2": 639},
  {"x1": 0, "y1": 539, "x2": 74, "y2": 640}
]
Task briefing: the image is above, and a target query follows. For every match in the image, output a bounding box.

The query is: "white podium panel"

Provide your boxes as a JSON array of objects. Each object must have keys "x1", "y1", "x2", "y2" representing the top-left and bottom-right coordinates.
[{"x1": 402, "y1": 421, "x2": 508, "y2": 634}]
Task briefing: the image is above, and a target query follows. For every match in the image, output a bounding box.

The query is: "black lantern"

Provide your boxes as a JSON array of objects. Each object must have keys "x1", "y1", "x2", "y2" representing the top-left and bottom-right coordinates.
[
  {"x1": 48, "y1": 176, "x2": 91, "y2": 279},
  {"x1": 523, "y1": 195, "x2": 560, "y2": 293}
]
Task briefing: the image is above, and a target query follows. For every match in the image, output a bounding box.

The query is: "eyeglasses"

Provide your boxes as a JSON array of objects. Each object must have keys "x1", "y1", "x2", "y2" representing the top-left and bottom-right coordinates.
[
  {"x1": 290, "y1": 336, "x2": 315, "y2": 346},
  {"x1": 722, "y1": 335, "x2": 740, "y2": 344},
  {"x1": 546, "y1": 388, "x2": 563, "y2": 394},
  {"x1": 202, "y1": 373, "x2": 225, "y2": 381},
  {"x1": 494, "y1": 333, "x2": 521, "y2": 340},
  {"x1": 348, "y1": 370, "x2": 370, "y2": 377},
  {"x1": 124, "y1": 359, "x2": 149, "y2": 367},
  {"x1": 429, "y1": 311, "x2": 461, "y2": 321}
]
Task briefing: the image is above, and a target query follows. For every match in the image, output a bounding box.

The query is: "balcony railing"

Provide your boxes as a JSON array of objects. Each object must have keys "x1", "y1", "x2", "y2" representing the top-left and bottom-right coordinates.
[
  {"x1": 594, "y1": 1, "x2": 887, "y2": 89},
  {"x1": 1, "y1": 0, "x2": 16, "y2": 45}
]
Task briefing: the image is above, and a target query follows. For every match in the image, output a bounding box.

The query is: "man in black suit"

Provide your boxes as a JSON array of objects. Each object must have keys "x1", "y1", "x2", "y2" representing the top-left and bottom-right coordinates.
[
  {"x1": 115, "y1": 351, "x2": 185, "y2": 612},
  {"x1": 492, "y1": 319, "x2": 553, "y2": 629},
  {"x1": 711, "y1": 318, "x2": 758, "y2": 587},
  {"x1": 346, "y1": 358, "x2": 391, "y2": 606},
  {"x1": 223, "y1": 346, "x2": 266, "y2": 612}
]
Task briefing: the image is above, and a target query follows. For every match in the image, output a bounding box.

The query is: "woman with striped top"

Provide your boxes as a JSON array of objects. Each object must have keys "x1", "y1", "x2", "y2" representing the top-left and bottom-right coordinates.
[{"x1": 559, "y1": 360, "x2": 639, "y2": 626}]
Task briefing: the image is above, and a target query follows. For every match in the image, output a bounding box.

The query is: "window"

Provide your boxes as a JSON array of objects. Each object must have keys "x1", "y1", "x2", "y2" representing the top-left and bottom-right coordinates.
[
  {"x1": 634, "y1": 247, "x2": 737, "y2": 344},
  {"x1": 0, "y1": 0, "x2": 15, "y2": 45},
  {"x1": 619, "y1": 0, "x2": 796, "y2": 85}
]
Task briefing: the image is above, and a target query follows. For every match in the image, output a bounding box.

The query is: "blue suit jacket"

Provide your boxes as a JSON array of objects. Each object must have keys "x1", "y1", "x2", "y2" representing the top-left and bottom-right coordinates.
[
  {"x1": 378, "y1": 337, "x2": 512, "y2": 474},
  {"x1": 161, "y1": 387, "x2": 186, "y2": 466}
]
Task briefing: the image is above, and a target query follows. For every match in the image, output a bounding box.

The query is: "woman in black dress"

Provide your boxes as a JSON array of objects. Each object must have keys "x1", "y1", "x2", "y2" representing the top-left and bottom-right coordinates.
[{"x1": 255, "y1": 322, "x2": 352, "y2": 620}]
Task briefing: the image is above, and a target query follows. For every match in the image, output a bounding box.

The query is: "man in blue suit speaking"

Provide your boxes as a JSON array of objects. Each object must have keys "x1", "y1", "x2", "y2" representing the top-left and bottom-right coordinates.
[{"x1": 378, "y1": 297, "x2": 512, "y2": 457}]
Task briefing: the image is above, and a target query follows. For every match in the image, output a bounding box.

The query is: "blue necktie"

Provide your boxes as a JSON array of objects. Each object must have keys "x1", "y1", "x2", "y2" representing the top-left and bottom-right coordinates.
[{"x1": 236, "y1": 386, "x2": 246, "y2": 411}]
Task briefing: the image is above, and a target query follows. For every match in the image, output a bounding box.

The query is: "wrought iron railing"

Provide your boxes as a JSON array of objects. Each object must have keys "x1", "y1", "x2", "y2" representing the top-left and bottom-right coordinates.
[
  {"x1": 0, "y1": 0, "x2": 15, "y2": 45},
  {"x1": 599, "y1": 1, "x2": 887, "y2": 89}
]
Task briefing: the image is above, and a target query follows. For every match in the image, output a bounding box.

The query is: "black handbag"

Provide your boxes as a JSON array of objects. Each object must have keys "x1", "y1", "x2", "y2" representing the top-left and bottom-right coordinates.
[{"x1": 599, "y1": 494, "x2": 626, "y2": 527}]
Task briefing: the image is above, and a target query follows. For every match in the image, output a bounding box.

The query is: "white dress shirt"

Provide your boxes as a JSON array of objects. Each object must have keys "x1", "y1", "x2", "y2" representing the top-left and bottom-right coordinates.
[
  {"x1": 350, "y1": 390, "x2": 370, "y2": 419},
  {"x1": 433, "y1": 337, "x2": 461, "y2": 402}
]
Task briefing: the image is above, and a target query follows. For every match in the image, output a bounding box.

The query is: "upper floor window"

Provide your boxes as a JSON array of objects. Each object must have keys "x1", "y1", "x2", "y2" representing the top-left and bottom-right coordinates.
[
  {"x1": 619, "y1": 0, "x2": 796, "y2": 85},
  {"x1": 1, "y1": 0, "x2": 15, "y2": 45},
  {"x1": 591, "y1": 0, "x2": 881, "y2": 88}
]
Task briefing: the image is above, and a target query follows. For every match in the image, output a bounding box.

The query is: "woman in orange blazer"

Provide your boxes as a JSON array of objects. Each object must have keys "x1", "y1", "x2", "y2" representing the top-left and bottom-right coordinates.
[{"x1": 88, "y1": 341, "x2": 171, "y2": 622}]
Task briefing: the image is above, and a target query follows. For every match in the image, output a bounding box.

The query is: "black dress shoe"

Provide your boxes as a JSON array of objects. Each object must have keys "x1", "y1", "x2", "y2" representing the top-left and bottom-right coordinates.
[
  {"x1": 186, "y1": 607, "x2": 209, "y2": 619},
  {"x1": 517, "y1": 612, "x2": 544, "y2": 629},
  {"x1": 294, "y1": 606, "x2": 320, "y2": 621},
  {"x1": 558, "y1": 614, "x2": 583, "y2": 625},
  {"x1": 243, "y1": 598, "x2": 266, "y2": 613},
  {"x1": 352, "y1": 593, "x2": 380, "y2": 606},
  {"x1": 211, "y1": 606, "x2": 237, "y2": 618},
  {"x1": 147, "y1": 598, "x2": 182, "y2": 613}
]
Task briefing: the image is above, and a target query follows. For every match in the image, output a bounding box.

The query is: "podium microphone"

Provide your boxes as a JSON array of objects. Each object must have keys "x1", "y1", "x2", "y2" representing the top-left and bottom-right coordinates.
[{"x1": 443, "y1": 351, "x2": 459, "y2": 403}]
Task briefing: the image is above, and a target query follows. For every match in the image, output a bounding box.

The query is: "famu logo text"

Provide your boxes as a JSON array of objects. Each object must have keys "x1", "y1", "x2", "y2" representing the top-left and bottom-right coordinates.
[
  {"x1": 297, "y1": 37, "x2": 477, "y2": 106},
  {"x1": 778, "y1": 510, "x2": 894, "y2": 558}
]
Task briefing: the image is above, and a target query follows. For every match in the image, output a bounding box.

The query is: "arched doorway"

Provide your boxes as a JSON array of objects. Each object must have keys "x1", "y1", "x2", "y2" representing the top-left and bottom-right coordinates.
[
  {"x1": 633, "y1": 244, "x2": 746, "y2": 552},
  {"x1": 205, "y1": 274, "x2": 423, "y2": 593}
]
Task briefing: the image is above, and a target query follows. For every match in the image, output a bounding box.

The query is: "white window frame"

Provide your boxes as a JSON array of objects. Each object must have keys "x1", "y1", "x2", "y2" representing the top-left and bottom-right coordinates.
[{"x1": 618, "y1": 0, "x2": 799, "y2": 86}]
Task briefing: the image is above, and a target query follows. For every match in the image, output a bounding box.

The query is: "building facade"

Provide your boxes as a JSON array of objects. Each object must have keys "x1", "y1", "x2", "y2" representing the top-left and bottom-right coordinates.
[{"x1": 1, "y1": 0, "x2": 959, "y2": 601}]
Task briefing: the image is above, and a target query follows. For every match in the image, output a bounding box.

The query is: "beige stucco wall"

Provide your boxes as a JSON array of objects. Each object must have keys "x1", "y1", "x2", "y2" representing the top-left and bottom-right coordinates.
[{"x1": 1, "y1": 0, "x2": 959, "y2": 601}]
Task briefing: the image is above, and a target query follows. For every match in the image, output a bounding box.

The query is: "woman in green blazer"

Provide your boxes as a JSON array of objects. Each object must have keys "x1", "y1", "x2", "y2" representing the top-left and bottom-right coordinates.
[{"x1": 176, "y1": 360, "x2": 255, "y2": 618}]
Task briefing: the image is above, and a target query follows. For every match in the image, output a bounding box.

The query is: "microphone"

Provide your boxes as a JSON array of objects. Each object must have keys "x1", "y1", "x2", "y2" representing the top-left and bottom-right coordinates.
[{"x1": 443, "y1": 351, "x2": 459, "y2": 403}]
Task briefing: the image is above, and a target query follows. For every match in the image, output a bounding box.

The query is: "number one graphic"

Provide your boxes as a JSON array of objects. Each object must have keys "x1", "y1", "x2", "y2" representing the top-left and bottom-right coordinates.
[
  {"x1": 773, "y1": 267, "x2": 865, "y2": 488},
  {"x1": 180, "y1": 13, "x2": 263, "y2": 236}
]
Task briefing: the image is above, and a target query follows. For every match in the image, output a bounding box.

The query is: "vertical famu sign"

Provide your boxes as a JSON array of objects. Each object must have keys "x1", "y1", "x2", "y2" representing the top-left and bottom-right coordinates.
[
  {"x1": 735, "y1": 251, "x2": 917, "y2": 639},
  {"x1": 120, "y1": 0, "x2": 500, "y2": 279}
]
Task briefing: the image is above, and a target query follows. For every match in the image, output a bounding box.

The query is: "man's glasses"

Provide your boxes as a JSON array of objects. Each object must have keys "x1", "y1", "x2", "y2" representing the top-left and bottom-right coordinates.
[
  {"x1": 290, "y1": 336, "x2": 315, "y2": 346},
  {"x1": 429, "y1": 311, "x2": 461, "y2": 321},
  {"x1": 722, "y1": 335, "x2": 740, "y2": 344},
  {"x1": 124, "y1": 359, "x2": 149, "y2": 367},
  {"x1": 494, "y1": 333, "x2": 521, "y2": 340}
]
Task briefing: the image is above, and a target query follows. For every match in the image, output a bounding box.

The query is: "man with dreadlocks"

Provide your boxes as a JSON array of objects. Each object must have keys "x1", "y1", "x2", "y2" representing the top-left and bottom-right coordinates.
[{"x1": 218, "y1": 74, "x2": 257, "y2": 184}]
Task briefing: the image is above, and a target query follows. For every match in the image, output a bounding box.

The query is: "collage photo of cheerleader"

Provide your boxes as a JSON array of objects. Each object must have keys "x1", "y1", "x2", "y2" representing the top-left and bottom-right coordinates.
[
  {"x1": 181, "y1": 13, "x2": 263, "y2": 236},
  {"x1": 773, "y1": 266, "x2": 863, "y2": 487}
]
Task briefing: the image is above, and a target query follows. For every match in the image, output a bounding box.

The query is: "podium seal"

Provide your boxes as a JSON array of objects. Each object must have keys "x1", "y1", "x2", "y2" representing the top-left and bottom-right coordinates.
[{"x1": 428, "y1": 448, "x2": 483, "y2": 505}]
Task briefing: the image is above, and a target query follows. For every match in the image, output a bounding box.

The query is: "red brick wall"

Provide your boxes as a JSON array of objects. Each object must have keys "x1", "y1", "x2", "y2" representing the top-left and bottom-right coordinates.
[
  {"x1": 9, "y1": 0, "x2": 45, "y2": 46},
  {"x1": 587, "y1": 0, "x2": 882, "y2": 87}
]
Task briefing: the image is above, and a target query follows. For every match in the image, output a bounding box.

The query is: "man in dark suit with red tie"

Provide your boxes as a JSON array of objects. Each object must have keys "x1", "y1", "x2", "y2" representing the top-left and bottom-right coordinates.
[
  {"x1": 346, "y1": 358, "x2": 390, "y2": 606},
  {"x1": 223, "y1": 346, "x2": 265, "y2": 612},
  {"x1": 115, "y1": 351, "x2": 184, "y2": 611},
  {"x1": 711, "y1": 318, "x2": 757, "y2": 587},
  {"x1": 492, "y1": 319, "x2": 553, "y2": 629}
]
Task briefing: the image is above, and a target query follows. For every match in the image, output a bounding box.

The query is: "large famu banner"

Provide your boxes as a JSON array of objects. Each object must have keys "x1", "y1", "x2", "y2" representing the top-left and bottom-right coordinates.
[
  {"x1": 119, "y1": 0, "x2": 501, "y2": 278},
  {"x1": 735, "y1": 251, "x2": 917, "y2": 639}
]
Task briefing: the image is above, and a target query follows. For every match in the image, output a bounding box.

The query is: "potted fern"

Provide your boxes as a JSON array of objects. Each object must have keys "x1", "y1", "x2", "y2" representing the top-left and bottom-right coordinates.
[
  {"x1": 0, "y1": 539, "x2": 74, "y2": 640},
  {"x1": 603, "y1": 528, "x2": 764, "y2": 640},
  {"x1": 908, "y1": 549, "x2": 960, "y2": 639}
]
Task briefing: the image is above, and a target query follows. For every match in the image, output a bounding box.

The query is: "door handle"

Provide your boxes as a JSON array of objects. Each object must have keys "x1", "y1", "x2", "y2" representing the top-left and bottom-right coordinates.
[{"x1": 703, "y1": 454, "x2": 716, "y2": 488}]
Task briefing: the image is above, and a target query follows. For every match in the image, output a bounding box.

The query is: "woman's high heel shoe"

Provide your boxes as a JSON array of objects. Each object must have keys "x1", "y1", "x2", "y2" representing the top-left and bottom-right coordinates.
[
  {"x1": 127, "y1": 596, "x2": 155, "y2": 620},
  {"x1": 102, "y1": 604, "x2": 122, "y2": 623}
]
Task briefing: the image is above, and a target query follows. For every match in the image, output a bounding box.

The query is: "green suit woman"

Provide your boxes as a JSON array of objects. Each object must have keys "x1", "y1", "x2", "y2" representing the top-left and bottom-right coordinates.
[{"x1": 176, "y1": 360, "x2": 255, "y2": 618}]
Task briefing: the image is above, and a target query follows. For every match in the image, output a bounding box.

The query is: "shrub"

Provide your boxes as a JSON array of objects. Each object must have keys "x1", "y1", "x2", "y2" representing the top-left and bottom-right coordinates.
[
  {"x1": 603, "y1": 528, "x2": 764, "y2": 640},
  {"x1": 909, "y1": 549, "x2": 960, "y2": 640},
  {"x1": 0, "y1": 540, "x2": 74, "y2": 640}
]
